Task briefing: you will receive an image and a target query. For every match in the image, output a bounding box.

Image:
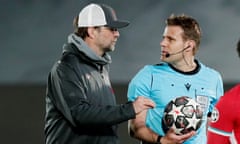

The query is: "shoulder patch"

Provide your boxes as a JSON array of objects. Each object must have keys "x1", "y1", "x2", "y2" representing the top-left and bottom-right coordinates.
[{"x1": 211, "y1": 107, "x2": 219, "y2": 123}]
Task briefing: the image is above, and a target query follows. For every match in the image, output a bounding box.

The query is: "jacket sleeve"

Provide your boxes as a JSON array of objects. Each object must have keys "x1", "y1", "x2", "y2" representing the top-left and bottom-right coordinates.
[{"x1": 48, "y1": 60, "x2": 136, "y2": 127}]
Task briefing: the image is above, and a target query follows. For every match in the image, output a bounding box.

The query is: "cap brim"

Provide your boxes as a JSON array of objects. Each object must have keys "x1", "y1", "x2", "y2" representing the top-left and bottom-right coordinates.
[{"x1": 107, "y1": 20, "x2": 130, "y2": 28}]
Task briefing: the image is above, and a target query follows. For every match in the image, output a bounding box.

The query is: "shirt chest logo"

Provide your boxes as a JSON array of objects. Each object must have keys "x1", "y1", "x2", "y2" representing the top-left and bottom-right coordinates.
[{"x1": 184, "y1": 83, "x2": 191, "y2": 91}]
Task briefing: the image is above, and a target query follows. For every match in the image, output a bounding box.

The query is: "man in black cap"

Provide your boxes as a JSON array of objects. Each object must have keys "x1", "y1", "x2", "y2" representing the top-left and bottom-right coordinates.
[{"x1": 44, "y1": 3, "x2": 155, "y2": 144}]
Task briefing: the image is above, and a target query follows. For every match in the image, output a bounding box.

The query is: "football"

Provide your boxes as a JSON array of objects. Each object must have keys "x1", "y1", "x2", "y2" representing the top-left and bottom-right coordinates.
[{"x1": 162, "y1": 96, "x2": 203, "y2": 135}]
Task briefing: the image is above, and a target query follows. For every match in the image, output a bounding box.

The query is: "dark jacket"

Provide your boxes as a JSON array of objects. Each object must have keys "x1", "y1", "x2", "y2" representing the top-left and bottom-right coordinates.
[{"x1": 45, "y1": 34, "x2": 136, "y2": 144}]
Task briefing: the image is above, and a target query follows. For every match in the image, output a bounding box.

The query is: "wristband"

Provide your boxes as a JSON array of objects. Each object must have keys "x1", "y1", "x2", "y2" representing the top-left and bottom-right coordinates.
[{"x1": 156, "y1": 135, "x2": 162, "y2": 144}]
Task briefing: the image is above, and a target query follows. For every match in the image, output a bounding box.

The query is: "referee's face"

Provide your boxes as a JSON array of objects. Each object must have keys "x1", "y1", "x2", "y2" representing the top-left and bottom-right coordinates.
[{"x1": 160, "y1": 26, "x2": 186, "y2": 63}]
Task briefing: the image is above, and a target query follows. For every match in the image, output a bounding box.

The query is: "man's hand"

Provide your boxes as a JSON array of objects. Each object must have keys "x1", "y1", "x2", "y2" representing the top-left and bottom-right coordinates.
[
  {"x1": 161, "y1": 128, "x2": 196, "y2": 144},
  {"x1": 132, "y1": 96, "x2": 155, "y2": 114}
]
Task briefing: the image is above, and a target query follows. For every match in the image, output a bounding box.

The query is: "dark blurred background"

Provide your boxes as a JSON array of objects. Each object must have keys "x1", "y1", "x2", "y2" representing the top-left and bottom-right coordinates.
[{"x1": 1, "y1": 0, "x2": 240, "y2": 143}]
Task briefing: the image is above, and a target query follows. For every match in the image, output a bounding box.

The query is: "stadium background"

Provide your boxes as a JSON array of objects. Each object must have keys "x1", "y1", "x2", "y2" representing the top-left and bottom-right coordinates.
[{"x1": 1, "y1": 0, "x2": 240, "y2": 143}]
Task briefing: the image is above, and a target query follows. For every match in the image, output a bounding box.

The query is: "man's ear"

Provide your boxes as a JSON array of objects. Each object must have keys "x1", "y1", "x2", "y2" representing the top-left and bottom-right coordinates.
[
  {"x1": 87, "y1": 27, "x2": 97, "y2": 39},
  {"x1": 185, "y1": 40, "x2": 195, "y2": 52}
]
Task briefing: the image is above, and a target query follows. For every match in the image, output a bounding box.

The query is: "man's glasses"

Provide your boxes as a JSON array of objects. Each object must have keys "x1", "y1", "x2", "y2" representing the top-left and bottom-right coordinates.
[
  {"x1": 104, "y1": 27, "x2": 118, "y2": 32},
  {"x1": 95, "y1": 26, "x2": 118, "y2": 32}
]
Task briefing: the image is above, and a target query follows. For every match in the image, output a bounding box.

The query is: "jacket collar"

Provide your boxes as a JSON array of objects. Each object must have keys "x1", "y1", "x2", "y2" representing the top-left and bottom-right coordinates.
[{"x1": 63, "y1": 33, "x2": 112, "y2": 66}]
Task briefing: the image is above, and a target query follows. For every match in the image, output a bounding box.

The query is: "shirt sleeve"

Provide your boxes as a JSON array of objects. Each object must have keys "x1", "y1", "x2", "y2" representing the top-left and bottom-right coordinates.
[
  {"x1": 127, "y1": 65, "x2": 153, "y2": 101},
  {"x1": 207, "y1": 85, "x2": 238, "y2": 144},
  {"x1": 209, "y1": 73, "x2": 224, "y2": 113}
]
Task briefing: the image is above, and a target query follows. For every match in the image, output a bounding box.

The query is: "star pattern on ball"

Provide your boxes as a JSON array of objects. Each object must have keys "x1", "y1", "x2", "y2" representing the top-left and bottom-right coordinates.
[
  {"x1": 163, "y1": 96, "x2": 203, "y2": 135},
  {"x1": 168, "y1": 103, "x2": 185, "y2": 121}
]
